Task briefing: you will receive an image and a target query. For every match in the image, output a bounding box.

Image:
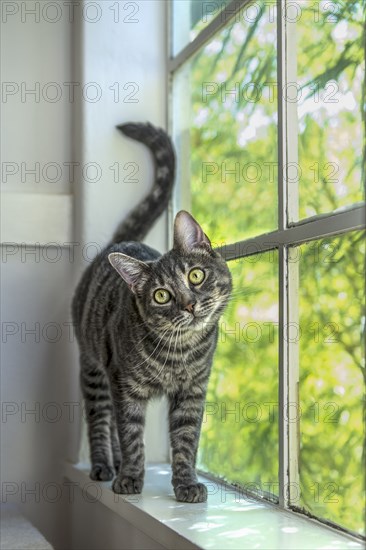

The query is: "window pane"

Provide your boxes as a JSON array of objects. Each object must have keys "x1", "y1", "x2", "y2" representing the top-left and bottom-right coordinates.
[
  {"x1": 173, "y1": 1, "x2": 278, "y2": 243},
  {"x1": 198, "y1": 250, "x2": 279, "y2": 499},
  {"x1": 172, "y1": 0, "x2": 230, "y2": 56},
  {"x1": 296, "y1": 1, "x2": 365, "y2": 220},
  {"x1": 297, "y1": 230, "x2": 365, "y2": 535}
]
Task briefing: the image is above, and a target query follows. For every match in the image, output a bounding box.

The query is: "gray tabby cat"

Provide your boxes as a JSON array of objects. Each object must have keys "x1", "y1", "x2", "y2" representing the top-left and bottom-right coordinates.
[{"x1": 72, "y1": 122, "x2": 232, "y2": 503}]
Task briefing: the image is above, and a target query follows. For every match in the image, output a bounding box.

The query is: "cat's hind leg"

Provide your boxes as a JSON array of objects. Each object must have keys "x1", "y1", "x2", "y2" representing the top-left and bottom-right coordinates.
[{"x1": 80, "y1": 353, "x2": 115, "y2": 481}]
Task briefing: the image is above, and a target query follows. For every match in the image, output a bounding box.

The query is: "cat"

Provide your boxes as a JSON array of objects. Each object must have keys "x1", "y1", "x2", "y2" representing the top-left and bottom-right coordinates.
[{"x1": 72, "y1": 122, "x2": 232, "y2": 503}]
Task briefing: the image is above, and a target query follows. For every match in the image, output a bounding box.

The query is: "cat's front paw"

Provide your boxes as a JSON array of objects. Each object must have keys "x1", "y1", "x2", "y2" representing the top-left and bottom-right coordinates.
[
  {"x1": 113, "y1": 457, "x2": 121, "y2": 472},
  {"x1": 112, "y1": 475, "x2": 144, "y2": 494},
  {"x1": 90, "y1": 463, "x2": 115, "y2": 481},
  {"x1": 174, "y1": 482, "x2": 207, "y2": 503}
]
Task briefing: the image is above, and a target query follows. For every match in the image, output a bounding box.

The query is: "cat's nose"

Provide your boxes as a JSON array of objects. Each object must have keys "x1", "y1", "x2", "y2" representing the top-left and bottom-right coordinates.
[{"x1": 184, "y1": 301, "x2": 196, "y2": 314}]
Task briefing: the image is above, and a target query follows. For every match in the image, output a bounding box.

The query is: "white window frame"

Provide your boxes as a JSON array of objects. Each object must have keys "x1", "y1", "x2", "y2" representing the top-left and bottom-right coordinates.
[{"x1": 168, "y1": 0, "x2": 366, "y2": 535}]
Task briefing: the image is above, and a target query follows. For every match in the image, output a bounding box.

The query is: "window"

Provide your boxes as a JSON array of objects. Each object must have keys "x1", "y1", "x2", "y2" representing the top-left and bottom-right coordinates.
[{"x1": 170, "y1": 0, "x2": 365, "y2": 538}]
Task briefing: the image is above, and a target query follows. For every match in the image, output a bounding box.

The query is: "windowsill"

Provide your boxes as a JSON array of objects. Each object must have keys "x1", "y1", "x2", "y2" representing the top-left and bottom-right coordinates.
[{"x1": 64, "y1": 462, "x2": 363, "y2": 550}]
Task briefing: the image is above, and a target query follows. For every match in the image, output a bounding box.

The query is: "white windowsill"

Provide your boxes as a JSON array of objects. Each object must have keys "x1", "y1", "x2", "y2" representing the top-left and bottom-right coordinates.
[{"x1": 64, "y1": 463, "x2": 363, "y2": 550}]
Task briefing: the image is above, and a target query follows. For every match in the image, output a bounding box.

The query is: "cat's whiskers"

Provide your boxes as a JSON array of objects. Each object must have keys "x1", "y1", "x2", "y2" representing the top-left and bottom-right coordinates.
[
  {"x1": 159, "y1": 329, "x2": 177, "y2": 372},
  {"x1": 199, "y1": 287, "x2": 261, "y2": 307},
  {"x1": 122, "y1": 326, "x2": 162, "y2": 362},
  {"x1": 229, "y1": 288, "x2": 259, "y2": 297},
  {"x1": 178, "y1": 326, "x2": 190, "y2": 377},
  {"x1": 198, "y1": 295, "x2": 229, "y2": 316},
  {"x1": 127, "y1": 320, "x2": 188, "y2": 395},
  {"x1": 129, "y1": 326, "x2": 172, "y2": 376},
  {"x1": 141, "y1": 325, "x2": 181, "y2": 388},
  {"x1": 173, "y1": 326, "x2": 180, "y2": 360},
  {"x1": 116, "y1": 316, "x2": 176, "y2": 367},
  {"x1": 172, "y1": 313, "x2": 190, "y2": 327}
]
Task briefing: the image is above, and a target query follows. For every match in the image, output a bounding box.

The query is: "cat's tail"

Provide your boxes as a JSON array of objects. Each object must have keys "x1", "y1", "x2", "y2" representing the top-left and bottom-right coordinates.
[{"x1": 111, "y1": 122, "x2": 175, "y2": 243}]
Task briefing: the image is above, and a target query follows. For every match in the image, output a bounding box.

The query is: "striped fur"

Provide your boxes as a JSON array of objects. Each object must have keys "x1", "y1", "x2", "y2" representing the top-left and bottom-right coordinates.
[{"x1": 72, "y1": 122, "x2": 232, "y2": 502}]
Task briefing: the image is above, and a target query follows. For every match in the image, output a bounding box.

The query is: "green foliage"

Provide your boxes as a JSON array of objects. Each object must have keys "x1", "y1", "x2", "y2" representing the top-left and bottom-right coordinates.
[
  {"x1": 296, "y1": 1, "x2": 365, "y2": 218},
  {"x1": 185, "y1": 3, "x2": 278, "y2": 243},
  {"x1": 298, "y1": 231, "x2": 365, "y2": 534},
  {"x1": 198, "y1": 252, "x2": 279, "y2": 490},
  {"x1": 174, "y1": 0, "x2": 365, "y2": 537}
]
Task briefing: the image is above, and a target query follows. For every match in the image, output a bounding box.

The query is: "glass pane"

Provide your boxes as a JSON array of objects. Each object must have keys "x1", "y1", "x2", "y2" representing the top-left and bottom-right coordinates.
[
  {"x1": 296, "y1": 1, "x2": 365, "y2": 219},
  {"x1": 298, "y1": 230, "x2": 365, "y2": 536},
  {"x1": 173, "y1": 1, "x2": 278, "y2": 244},
  {"x1": 172, "y1": 0, "x2": 230, "y2": 56},
  {"x1": 198, "y1": 250, "x2": 279, "y2": 499}
]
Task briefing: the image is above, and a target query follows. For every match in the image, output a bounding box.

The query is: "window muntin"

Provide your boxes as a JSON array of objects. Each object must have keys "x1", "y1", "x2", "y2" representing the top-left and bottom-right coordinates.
[{"x1": 170, "y1": 0, "x2": 365, "y2": 539}]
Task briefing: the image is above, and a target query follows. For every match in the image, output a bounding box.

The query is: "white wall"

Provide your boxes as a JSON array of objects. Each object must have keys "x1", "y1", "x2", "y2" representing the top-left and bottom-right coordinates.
[
  {"x1": 1, "y1": 249, "x2": 80, "y2": 547},
  {"x1": 74, "y1": 0, "x2": 170, "y2": 465},
  {"x1": 1, "y1": 2, "x2": 77, "y2": 547},
  {"x1": 1, "y1": 1, "x2": 168, "y2": 548},
  {"x1": 1, "y1": 0, "x2": 72, "y2": 195}
]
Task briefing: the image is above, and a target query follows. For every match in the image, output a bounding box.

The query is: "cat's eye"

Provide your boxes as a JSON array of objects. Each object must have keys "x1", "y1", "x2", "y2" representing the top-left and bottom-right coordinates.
[
  {"x1": 154, "y1": 289, "x2": 171, "y2": 304},
  {"x1": 188, "y1": 268, "x2": 205, "y2": 285}
]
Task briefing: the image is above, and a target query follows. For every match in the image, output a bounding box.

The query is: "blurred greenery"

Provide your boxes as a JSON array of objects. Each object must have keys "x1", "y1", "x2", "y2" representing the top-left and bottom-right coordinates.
[
  {"x1": 173, "y1": 0, "x2": 365, "y2": 536},
  {"x1": 174, "y1": 0, "x2": 278, "y2": 243},
  {"x1": 198, "y1": 251, "x2": 279, "y2": 493},
  {"x1": 296, "y1": 0, "x2": 364, "y2": 218},
  {"x1": 298, "y1": 230, "x2": 365, "y2": 534}
]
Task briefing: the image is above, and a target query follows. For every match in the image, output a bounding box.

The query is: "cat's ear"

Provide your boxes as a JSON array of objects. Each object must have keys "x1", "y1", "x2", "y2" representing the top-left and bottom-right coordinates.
[
  {"x1": 108, "y1": 252, "x2": 150, "y2": 293},
  {"x1": 173, "y1": 210, "x2": 211, "y2": 252}
]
